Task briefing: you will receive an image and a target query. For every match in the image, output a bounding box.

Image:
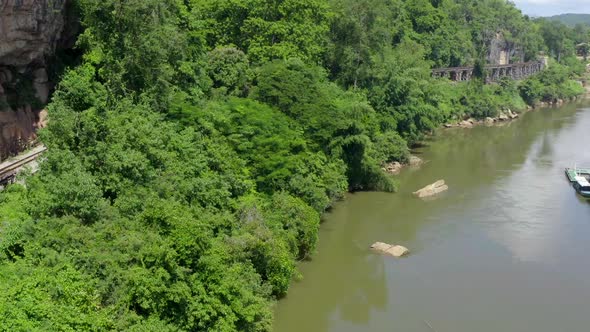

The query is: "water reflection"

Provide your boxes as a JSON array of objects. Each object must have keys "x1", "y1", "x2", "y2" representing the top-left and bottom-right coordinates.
[
  {"x1": 274, "y1": 197, "x2": 392, "y2": 331},
  {"x1": 275, "y1": 102, "x2": 590, "y2": 332},
  {"x1": 486, "y1": 106, "x2": 590, "y2": 263}
]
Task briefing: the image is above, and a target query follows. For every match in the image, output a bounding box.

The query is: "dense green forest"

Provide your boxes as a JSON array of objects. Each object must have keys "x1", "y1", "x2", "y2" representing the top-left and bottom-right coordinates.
[{"x1": 0, "y1": 0, "x2": 587, "y2": 330}]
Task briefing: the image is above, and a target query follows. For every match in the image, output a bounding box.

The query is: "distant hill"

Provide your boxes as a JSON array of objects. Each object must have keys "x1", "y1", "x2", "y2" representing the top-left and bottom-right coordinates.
[{"x1": 546, "y1": 14, "x2": 590, "y2": 27}]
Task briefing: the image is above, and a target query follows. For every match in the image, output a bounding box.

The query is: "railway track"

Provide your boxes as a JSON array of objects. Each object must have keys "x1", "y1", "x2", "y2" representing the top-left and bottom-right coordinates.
[{"x1": 0, "y1": 145, "x2": 47, "y2": 185}]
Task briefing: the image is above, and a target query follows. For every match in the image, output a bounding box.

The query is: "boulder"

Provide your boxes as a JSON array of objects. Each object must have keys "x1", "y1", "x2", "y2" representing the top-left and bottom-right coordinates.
[
  {"x1": 498, "y1": 113, "x2": 509, "y2": 121},
  {"x1": 408, "y1": 155, "x2": 423, "y2": 167},
  {"x1": 370, "y1": 242, "x2": 409, "y2": 258},
  {"x1": 388, "y1": 245, "x2": 410, "y2": 257},
  {"x1": 459, "y1": 120, "x2": 473, "y2": 128},
  {"x1": 413, "y1": 180, "x2": 448, "y2": 198},
  {"x1": 484, "y1": 117, "x2": 495, "y2": 125},
  {"x1": 506, "y1": 109, "x2": 519, "y2": 119},
  {"x1": 384, "y1": 161, "x2": 403, "y2": 175},
  {"x1": 371, "y1": 242, "x2": 392, "y2": 252}
]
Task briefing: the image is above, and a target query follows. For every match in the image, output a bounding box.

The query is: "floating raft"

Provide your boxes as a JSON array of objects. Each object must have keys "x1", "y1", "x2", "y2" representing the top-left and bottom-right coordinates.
[{"x1": 565, "y1": 168, "x2": 590, "y2": 182}]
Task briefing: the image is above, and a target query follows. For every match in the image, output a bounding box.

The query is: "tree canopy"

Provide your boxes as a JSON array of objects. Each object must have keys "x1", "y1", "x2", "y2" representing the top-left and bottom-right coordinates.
[{"x1": 0, "y1": 0, "x2": 587, "y2": 330}]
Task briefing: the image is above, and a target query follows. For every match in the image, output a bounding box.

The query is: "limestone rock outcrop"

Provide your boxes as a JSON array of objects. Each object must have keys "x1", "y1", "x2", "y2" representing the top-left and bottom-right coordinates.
[
  {"x1": 0, "y1": 0, "x2": 69, "y2": 67},
  {"x1": 0, "y1": 0, "x2": 75, "y2": 160}
]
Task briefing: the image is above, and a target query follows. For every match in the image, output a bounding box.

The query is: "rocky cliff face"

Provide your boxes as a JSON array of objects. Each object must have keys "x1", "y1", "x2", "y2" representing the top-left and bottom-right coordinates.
[
  {"x1": 487, "y1": 32, "x2": 523, "y2": 65},
  {"x1": 0, "y1": 0, "x2": 73, "y2": 160},
  {"x1": 0, "y1": 0, "x2": 68, "y2": 67}
]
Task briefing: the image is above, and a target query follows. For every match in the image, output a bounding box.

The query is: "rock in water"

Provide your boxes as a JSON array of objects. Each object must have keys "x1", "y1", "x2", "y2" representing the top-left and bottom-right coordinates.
[
  {"x1": 507, "y1": 110, "x2": 518, "y2": 119},
  {"x1": 408, "y1": 155, "x2": 424, "y2": 167},
  {"x1": 413, "y1": 180, "x2": 448, "y2": 198},
  {"x1": 383, "y1": 161, "x2": 403, "y2": 175},
  {"x1": 370, "y1": 242, "x2": 409, "y2": 258},
  {"x1": 389, "y1": 245, "x2": 410, "y2": 257},
  {"x1": 371, "y1": 242, "x2": 392, "y2": 252}
]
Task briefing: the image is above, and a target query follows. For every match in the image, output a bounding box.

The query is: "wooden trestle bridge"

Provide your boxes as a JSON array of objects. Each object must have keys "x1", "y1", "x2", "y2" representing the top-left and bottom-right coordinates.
[{"x1": 432, "y1": 61, "x2": 545, "y2": 82}]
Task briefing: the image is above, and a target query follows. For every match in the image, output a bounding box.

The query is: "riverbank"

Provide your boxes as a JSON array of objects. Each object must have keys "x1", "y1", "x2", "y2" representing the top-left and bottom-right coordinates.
[
  {"x1": 383, "y1": 79, "x2": 588, "y2": 174},
  {"x1": 445, "y1": 94, "x2": 585, "y2": 129}
]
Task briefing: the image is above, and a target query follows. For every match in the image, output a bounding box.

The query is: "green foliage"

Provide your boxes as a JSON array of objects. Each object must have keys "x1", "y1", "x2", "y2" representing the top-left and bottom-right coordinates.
[
  {"x1": 0, "y1": 186, "x2": 30, "y2": 262},
  {"x1": 561, "y1": 56, "x2": 586, "y2": 75},
  {"x1": 50, "y1": 63, "x2": 106, "y2": 113},
  {"x1": 518, "y1": 78, "x2": 545, "y2": 105},
  {"x1": 176, "y1": 97, "x2": 348, "y2": 210},
  {"x1": 1, "y1": 0, "x2": 587, "y2": 330},
  {"x1": 195, "y1": 0, "x2": 331, "y2": 64},
  {"x1": 207, "y1": 46, "x2": 251, "y2": 96},
  {"x1": 77, "y1": 0, "x2": 208, "y2": 108},
  {"x1": 457, "y1": 83, "x2": 494, "y2": 118},
  {"x1": 539, "y1": 20, "x2": 575, "y2": 62},
  {"x1": 250, "y1": 58, "x2": 399, "y2": 191},
  {"x1": 0, "y1": 261, "x2": 113, "y2": 331},
  {"x1": 519, "y1": 61, "x2": 585, "y2": 103},
  {"x1": 26, "y1": 150, "x2": 106, "y2": 224}
]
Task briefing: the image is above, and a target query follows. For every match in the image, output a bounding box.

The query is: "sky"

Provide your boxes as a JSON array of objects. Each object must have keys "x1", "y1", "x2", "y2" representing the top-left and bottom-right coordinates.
[{"x1": 511, "y1": 0, "x2": 590, "y2": 17}]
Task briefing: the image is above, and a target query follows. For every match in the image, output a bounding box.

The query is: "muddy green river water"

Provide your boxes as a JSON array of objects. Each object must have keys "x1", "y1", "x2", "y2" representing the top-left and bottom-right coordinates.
[{"x1": 274, "y1": 102, "x2": 590, "y2": 332}]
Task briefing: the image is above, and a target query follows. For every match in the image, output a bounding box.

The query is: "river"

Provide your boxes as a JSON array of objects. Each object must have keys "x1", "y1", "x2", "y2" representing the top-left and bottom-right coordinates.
[{"x1": 274, "y1": 101, "x2": 590, "y2": 332}]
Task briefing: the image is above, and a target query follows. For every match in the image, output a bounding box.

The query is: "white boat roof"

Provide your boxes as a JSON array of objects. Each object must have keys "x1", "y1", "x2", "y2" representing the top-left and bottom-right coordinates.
[{"x1": 575, "y1": 176, "x2": 590, "y2": 186}]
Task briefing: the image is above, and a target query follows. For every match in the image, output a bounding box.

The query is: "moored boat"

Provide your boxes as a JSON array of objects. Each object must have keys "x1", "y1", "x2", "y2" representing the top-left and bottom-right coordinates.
[
  {"x1": 573, "y1": 176, "x2": 590, "y2": 197},
  {"x1": 565, "y1": 167, "x2": 590, "y2": 182}
]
